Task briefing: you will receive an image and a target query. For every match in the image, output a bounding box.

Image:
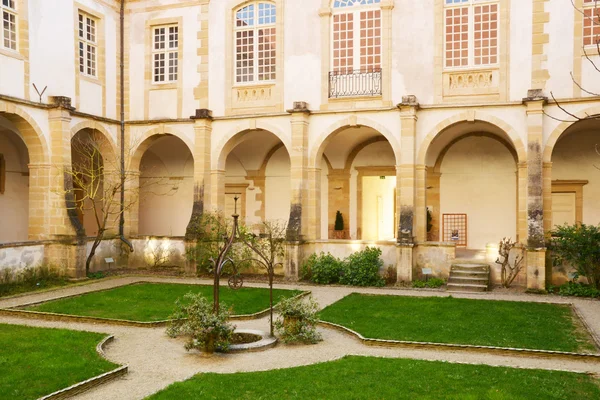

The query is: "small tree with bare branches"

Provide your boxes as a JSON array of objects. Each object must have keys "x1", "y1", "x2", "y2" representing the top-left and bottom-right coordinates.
[
  {"x1": 495, "y1": 238, "x2": 526, "y2": 288},
  {"x1": 64, "y1": 135, "x2": 174, "y2": 275}
]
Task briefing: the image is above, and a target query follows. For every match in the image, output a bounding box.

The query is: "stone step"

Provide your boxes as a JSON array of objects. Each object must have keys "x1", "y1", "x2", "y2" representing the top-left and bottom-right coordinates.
[
  {"x1": 451, "y1": 270, "x2": 489, "y2": 276},
  {"x1": 448, "y1": 276, "x2": 489, "y2": 283},
  {"x1": 447, "y1": 282, "x2": 488, "y2": 292}
]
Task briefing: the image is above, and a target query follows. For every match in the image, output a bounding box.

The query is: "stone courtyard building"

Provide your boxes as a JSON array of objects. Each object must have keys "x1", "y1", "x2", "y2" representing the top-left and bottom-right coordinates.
[{"x1": 1, "y1": 0, "x2": 600, "y2": 289}]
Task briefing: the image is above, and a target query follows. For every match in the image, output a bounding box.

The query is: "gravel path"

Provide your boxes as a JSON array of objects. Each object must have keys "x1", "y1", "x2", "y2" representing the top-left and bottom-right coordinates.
[{"x1": 1, "y1": 277, "x2": 599, "y2": 400}]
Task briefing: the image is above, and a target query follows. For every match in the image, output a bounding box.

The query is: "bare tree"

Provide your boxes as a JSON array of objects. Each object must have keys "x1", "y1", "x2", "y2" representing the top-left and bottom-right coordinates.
[
  {"x1": 495, "y1": 237, "x2": 526, "y2": 288},
  {"x1": 64, "y1": 135, "x2": 174, "y2": 275}
]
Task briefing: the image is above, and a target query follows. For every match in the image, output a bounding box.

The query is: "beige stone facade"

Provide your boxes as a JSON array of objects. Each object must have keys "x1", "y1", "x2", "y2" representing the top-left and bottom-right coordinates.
[{"x1": 1, "y1": 0, "x2": 600, "y2": 289}]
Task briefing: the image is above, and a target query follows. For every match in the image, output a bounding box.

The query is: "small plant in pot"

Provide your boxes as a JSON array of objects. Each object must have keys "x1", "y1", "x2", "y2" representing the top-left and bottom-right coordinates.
[
  {"x1": 166, "y1": 292, "x2": 235, "y2": 354},
  {"x1": 274, "y1": 295, "x2": 322, "y2": 344}
]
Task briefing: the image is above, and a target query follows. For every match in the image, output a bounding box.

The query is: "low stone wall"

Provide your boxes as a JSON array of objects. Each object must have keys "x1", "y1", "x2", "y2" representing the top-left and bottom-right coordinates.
[
  {"x1": 0, "y1": 242, "x2": 45, "y2": 272},
  {"x1": 413, "y1": 242, "x2": 456, "y2": 279},
  {"x1": 128, "y1": 237, "x2": 187, "y2": 269}
]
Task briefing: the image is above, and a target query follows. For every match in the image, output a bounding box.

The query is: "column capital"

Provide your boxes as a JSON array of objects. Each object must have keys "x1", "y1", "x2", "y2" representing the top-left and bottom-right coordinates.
[
  {"x1": 49, "y1": 96, "x2": 75, "y2": 111},
  {"x1": 397, "y1": 95, "x2": 420, "y2": 114},
  {"x1": 287, "y1": 101, "x2": 311, "y2": 115},
  {"x1": 190, "y1": 108, "x2": 213, "y2": 121},
  {"x1": 523, "y1": 89, "x2": 548, "y2": 112}
]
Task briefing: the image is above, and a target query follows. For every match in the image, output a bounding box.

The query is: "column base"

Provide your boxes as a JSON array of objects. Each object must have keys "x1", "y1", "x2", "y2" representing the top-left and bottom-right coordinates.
[
  {"x1": 396, "y1": 243, "x2": 415, "y2": 283},
  {"x1": 44, "y1": 238, "x2": 87, "y2": 279},
  {"x1": 526, "y1": 249, "x2": 547, "y2": 291},
  {"x1": 285, "y1": 242, "x2": 304, "y2": 280}
]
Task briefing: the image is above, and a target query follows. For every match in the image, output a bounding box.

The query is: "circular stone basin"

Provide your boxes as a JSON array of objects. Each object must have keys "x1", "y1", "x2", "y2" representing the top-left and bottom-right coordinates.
[{"x1": 229, "y1": 329, "x2": 277, "y2": 353}]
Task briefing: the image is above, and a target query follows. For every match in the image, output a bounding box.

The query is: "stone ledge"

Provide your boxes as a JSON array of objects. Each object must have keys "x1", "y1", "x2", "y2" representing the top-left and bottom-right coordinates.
[
  {"x1": 229, "y1": 329, "x2": 278, "y2": 353},
  {"x1": 39, "y1": 335, "x2": 128, "y2": 400},
  {"x1": 318, "y1": 320, "x2": 600, "y2": 363}
]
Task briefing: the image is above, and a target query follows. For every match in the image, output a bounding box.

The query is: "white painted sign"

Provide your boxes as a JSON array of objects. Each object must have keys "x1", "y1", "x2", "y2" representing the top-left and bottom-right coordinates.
[
  {"x1": 104, "y1": 258, "x2": 114, "y2": 263},
  {"x1": 422, "y1": 268, "x2": 432, "y2": 275}
]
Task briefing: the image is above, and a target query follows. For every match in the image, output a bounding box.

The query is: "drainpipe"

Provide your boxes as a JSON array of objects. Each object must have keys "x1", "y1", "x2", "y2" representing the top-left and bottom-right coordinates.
[{"x1": 119, "y1": 0, "x2": 134, "y2": 252}]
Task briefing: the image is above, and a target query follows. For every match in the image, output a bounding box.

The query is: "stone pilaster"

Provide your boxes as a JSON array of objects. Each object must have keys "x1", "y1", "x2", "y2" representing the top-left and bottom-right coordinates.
[
  {"x1": 396, "y1": 95, "x2": 419, "y2": 283},
  {"x1": 524, "y1": 90, "x2": 547, "y2": 290},
  {"x1": 517, "y1": 162, "x2": 528, "y2": 243},
  {"x1": 542, "y1": 162, "x2": 553, "y2": 234},
  {"x1": 425, "y1": 168, "x2": 441, "y2": 241},
  {"x1": 27, "y1": 163, "x2": 50, "y2": 240},
  {"x1": 185, "y1": 109, "x2": 213, "y2": 239}
]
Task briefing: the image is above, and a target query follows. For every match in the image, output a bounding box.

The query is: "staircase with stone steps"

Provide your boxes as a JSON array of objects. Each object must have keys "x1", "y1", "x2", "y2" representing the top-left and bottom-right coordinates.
[{"x1": 447, "y1": 263, "x2": 490, "y2": 292}]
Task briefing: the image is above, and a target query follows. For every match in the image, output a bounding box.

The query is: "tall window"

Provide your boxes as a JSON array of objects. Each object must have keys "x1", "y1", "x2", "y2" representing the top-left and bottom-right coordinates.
[
  {"x1": 583, "y1": 0, "x2": 600, "y2": 47},
  {"x1": 444, "y1": 0, "x2": 498, "y2": 68},
  {"x1": 78, "y1": 12, "x2": 97, "y2": 77},
  {"x1": 234, "y1": 2, "x2": 276, "y2": 84},
  {"x1": 1, "y1": 0, "x2": 17, "y2": 51},
  {"x1": 152, "y1": 25, "x2": 179, "y2": 83},
  {"x1": 332, "y1": 0, "x2": 381, "y2": 74}
]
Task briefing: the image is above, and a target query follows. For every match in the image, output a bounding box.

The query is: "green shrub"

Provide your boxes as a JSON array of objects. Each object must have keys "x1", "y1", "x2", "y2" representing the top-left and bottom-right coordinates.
[
  {"x1": 301, "y1": 252, "x2": 344, "y2": 284},
  {"x1": 549, "y1": 282, "x2": 600, "y2": 298},
  {"x1": 412, "y1": 278, "x2": 446, "y2": 289},
  {"x1": 340, "y1": 247, "x2": 385, "y2": 287},
  {"x1": 274, "y1": 295, "x2": 322, "y2": 344},
  {"x1": 0, "y1": 265, "x2": 66, "y2": 297},
  {"x1": 167, "y1": 293, "x2": 235, "y2": 353},
  {"x1": 550, "y1": 224, "x2": 600, "y2": 289}
]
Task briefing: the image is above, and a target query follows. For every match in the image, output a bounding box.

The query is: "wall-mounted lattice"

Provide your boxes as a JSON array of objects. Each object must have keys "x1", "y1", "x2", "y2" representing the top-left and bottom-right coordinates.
[{"x1": 442, "y1": 213, "x2": 467, "y2": 247}]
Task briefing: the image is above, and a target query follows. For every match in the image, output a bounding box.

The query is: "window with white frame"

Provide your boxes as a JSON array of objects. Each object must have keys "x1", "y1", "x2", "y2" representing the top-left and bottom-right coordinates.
[
  {"x1": 234, "y1": 1, "x2": 276, "y2": 84},
  {"x1": 1, "y1": 0, "x2": 17, "y2": 51},
  {"x1": 78, "y1": 12, "x2": 97, "y2": 77},
  {"x1": 332, "y1": 0, "x2": 381, "y2": 74},
  {"x1": 444, "y1": 0, "x2": 499, "y2": 69},
  {"x1": 152, "y1": 25, "x2": 179, "y2": 83},
  {"x1": 583, "y1": 0, "x2": 600, "y2": 47}
]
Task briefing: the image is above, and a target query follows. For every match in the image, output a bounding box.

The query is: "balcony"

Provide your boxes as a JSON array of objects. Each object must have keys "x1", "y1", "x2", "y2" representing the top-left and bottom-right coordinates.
[{"x1": 328, "y1": 68, "x2": 382, "y2": 99}]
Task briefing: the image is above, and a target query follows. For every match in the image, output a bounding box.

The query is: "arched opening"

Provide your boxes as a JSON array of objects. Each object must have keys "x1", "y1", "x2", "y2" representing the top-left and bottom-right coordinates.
[
  {"x1": 70, "y1": 128, "x2": 116, "y2": 237},
  {"x1": 550, "y1": 119, "x2": 600, "y2": 228},
  {"x1": 426, "y1": 122, "x2": 519, "y2": 254},
  {"x1": 220, "y1": 130, "x2": 291, "y2": 226},
  {"x1": 0, "y1": 118, "x2": 29, "y2": 243},
  {"x1": 138, "y1": 135, "x2": 194, "y2": 237},
  {"x1": 318, "y1": 126, "x2": 397, "y2": 241}
]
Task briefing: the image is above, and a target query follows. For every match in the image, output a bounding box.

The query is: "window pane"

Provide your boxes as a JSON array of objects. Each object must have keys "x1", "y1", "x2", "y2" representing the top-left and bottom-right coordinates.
[
  {"x1": 236, "y1": 4, "x2": 254, "y2": 28},
  {"x1": 333, "y1": 13, "x2": 354, "y2": 74},
  {"x1": 235, "y1": 30, "x2": 254, "y2": 83},
  {"x1": 87, "y1": 44, "x2": 96, "y2": 76},
  {"x1": 258, "y1": 27, "x2": 276, "y2": 81},
  {"x1": 79, "y1": 41, "x2": 85, "y2": 73},
  {"x1": 359, "y1": 9, "x2": 381, "y2": 72},
  {"x1": 2, "y1": 10, "x2": 16, "y2": 50},
  {"x1": 334, "y1": 0, "x2": 381, "y2": 8},
  {"x1": 257, "y1": 3, "x2": 276, "y2": 25},
  {"x1": 474, "y1": 4, "x2": 498, "y2": 65},
  {"x1": 154, "y1": 27, "x2": 165, "y2": 50},
  {"x1": 168, "y1": 52, "x2": 178, "y2": 81},
  {"x1": 168, "y1": 26, "x2": 178, "y2": 49},
  {"x1": 444, "y1": 7, "x2": 469, "y2": 68},
  {"x1": 584, "y1": 6, "x2": 600, "y2": 46},
  {"x1": 154, "y1": 53, "x2": 165, "y2": 82}
]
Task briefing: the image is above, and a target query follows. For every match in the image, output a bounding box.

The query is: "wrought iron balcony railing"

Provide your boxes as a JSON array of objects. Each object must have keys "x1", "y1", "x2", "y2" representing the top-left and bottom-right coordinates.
[{"x1": 328, "y1": 68, "x2": 382, "y2": 98}]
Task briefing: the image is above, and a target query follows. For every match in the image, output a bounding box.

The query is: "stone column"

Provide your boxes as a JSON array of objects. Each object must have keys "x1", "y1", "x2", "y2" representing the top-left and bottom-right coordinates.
[
  {"x1": 524, "y1": 90, "x2": 547, "y2": 290},
  {"x1": 328, "y1": 169, "x2": 350, "y2": 239},
  {"x1": 285, "y1": 102, "x2": 311, "y2": 279},
  {"x1": 396, "y1": 95, "x2": 419, "y2": 282},
  {"x1": 517, "y1": 162, "x2": 528, "y2": 243},
  {"x1": 210, "y1": 170, "x2": 225, "y2": 213},
  {"x1": 542, "y1": 162, "x2": 553, "y2": 234},
  {"x1": 307, "y1": 167, "x2": 321, "y2": 241},
  {"x1": 45, "y1": 96, "x2": 86, "y2": 278},
  {"x1": 426, "y1": 168, "x2": 441, "y2": 241},
  {"x1": 27, "y1": 163, "x2": 51, "y2": 240},
  {"x1": 185, "y1": 109, "x2": 213, "y2": 239}
]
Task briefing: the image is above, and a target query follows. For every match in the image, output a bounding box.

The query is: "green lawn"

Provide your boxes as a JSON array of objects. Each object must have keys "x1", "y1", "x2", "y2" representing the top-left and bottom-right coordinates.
[
  {"x1": 25, "y1": 283, "x2": 302, "y2": 322},
  {"x1": 147, "y1": 356, "x2": 600, "y2": 400},
  {"x1": 0, "y1": 324, "x2": 117, "y2": 400},
  {"x1": 319, "y1": 294, "x2": 597, "y2": 353}
]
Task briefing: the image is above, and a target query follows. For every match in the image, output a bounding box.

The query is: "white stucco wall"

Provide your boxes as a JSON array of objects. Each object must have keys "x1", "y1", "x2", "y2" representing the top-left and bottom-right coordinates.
[{"x1": 440, "y1": 136, "x2": 517, "y2": 250}]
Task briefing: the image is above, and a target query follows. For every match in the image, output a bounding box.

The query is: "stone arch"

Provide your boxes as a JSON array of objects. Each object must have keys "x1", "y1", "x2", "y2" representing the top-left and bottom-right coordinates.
[
  {"x1": 130, "y1": 126, "x2": 194, "y2": 172},
  {"x1": 70, "y1": 121, "x2": 118, "y2": 160},
  {"x1": 310, "y1": 115, "x2": 401, "y2": 169},
  {"x1": 344, "y1": 136, "x2": 389, "y2": 170},
  {"x1": 215, "y1": 121, "x2": 291, "y2": 170},
  {"x1": 544, "y1": 105, "x2": 600, "y2": 162},
  {"x1": 417, "y1": 111, "x2": 526, "y2": 166},
  {"x1": 0, "y1": 100, "x2": 49, "y2": 164}
]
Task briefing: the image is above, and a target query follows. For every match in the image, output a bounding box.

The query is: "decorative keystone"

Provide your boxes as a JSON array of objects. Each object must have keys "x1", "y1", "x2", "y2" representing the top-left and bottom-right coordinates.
[
  {"x1": 287, "y1": 101, "x2": 310, "y2": 113},
  {"x1": 49, "y1": 96, "x2": 75, "y2": 110},
  {"x1": 398, "y1": 95, "x2": 419, "y2": 108},
  {"x1": 523, "y1": 89, "x2": 548, "y2": 103},
  {"x1": 190, "y1": 108, "x2": 213, "y2": 120}
]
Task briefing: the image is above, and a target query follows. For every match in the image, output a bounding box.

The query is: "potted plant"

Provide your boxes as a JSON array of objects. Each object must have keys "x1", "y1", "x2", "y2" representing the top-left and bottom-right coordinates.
[
  {"x1": 334, "y1": 210, "x2": 345, "y2": 239},
  {"x1": 275, "y1": 295, "x2": 322, "y2": 344}
]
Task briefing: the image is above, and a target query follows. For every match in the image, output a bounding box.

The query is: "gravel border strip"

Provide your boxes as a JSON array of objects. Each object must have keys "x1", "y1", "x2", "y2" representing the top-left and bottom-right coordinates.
[
  {"x1": 572, "y1": 304, "x2": 600, "y2": 351},
  {"x1": 38, "y1": 335, "x2": 128, "y2": 400},
  {"x1": 319, "y1": 320, "x2": 600, "y2": 362}
]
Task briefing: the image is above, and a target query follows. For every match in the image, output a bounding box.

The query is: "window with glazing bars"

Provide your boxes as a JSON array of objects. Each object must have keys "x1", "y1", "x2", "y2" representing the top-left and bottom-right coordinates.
[
  {"x1": 1, "y1": 0, "x2": 17, "y2": 51},
  {"x1": 444, "y1": 0, "x2": 499, "y2": 68},
  {"x1": 152, "y1": 25, "x2": 179, "y2": 83},
  {"x1": 78, "y1": 13, "x2": 97, "y2": 77},
  {"x1": 234, "y1": 2, "x2": 276, "y2": 84},
  {"x1": 583, "y1": 0, "x2": 600, "y2": 47},
  {"x1": 332, "y1": 0, "x2": 381, "y2": 74}
]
